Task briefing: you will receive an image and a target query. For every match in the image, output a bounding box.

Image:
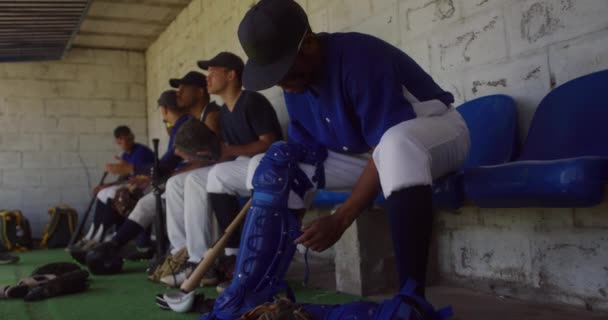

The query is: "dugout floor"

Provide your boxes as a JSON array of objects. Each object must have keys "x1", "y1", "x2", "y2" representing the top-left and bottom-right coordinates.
[{"x1": 0, "y1": 250, "x2": 605, "y2": 320}]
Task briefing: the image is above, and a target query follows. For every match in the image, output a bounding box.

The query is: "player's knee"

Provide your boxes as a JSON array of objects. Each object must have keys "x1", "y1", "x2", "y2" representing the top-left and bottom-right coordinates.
[
  {"x1": 246, "y1": 154, "x2": 265, "y2": 190},
  {"x1": 205, "y1": 166, "x2": 226, "y2": 194},
  {"x1": 166, "y1": 174, "x2": 181, "y2": 192},
  {"x1": 184, "y1": 171, "x2": 203, "y2": 188},
  {"x1": 377, "y1": 123, "x2": 426, "y2": 156},
  {"x1": 248, "y1": 154, "x2": 264, "y2": 172},
  {"x1": 97, "y1": 188, "x2": 111, "y2": 201}
]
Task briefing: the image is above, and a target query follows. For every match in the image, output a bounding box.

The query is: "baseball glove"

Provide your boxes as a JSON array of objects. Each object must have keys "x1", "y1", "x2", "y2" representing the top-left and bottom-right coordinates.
[
  {"x1": 240, "y1": 298, "x2": 314, "y2": 320},
  {"x1": 112, "y1": 184, "x2": 144, "y2": 217},
  {"x1": 174, "y1": 117, "x2": 221, "y2": 162}
]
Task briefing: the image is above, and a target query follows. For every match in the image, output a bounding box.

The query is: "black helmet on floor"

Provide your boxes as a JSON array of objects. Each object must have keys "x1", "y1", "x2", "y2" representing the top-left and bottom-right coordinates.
[{"x1": 85, "y1": 242, "x2": 123, "y2": 275}]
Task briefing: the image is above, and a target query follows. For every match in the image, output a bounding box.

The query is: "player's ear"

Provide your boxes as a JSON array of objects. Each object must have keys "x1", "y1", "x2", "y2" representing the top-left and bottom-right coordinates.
[
  {"x1": 228, "y1": 70, "x2": 237, "y2": 81},
  {"x1": 300, "y1": 31, "x2": 319, "y2": 56}
]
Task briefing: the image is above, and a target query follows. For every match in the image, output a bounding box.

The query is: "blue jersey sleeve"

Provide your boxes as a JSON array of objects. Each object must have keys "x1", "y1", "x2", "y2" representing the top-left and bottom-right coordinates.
[
  {"x1": 138, "y1": 116, "x2": 189, "y2": 178},
  {"x1": 344, "y1": 34, "x2": 453, "y2": 147},
  {"x1": 129, "y1": 145, "x2": 155, "y2": 176}
]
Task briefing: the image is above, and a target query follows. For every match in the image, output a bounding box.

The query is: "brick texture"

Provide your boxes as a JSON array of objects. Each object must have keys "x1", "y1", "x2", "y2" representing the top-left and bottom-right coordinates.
[{"x1": 0, "y1": 48, "x2": 147, "y2": 235}]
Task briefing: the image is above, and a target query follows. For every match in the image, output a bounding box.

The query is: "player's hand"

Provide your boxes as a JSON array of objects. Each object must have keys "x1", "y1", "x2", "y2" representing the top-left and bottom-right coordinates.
[
  {"x1": 197, "y1": 145, "x2": 230, "y2": 162},
  {"x1": 105, "y1": 158, "x2": 133, "y2": 176},
  {"x1": 93, "y1": 184, "x2": 108, "y2": 195},
  {"x1": 175, "y1": 147, "x2": 196, "y2": 162},
  {"x1": 295, "y1": 213, "x2": 351, "y2": 252},
  {"x1": 129, "y1": 175, "x2": 151, "y2": 189}
]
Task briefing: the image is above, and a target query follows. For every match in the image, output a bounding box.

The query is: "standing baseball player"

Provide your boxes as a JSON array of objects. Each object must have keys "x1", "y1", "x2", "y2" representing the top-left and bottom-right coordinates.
[{"x1": 204, "y1": 0, "x2": 470, "y2": 319}]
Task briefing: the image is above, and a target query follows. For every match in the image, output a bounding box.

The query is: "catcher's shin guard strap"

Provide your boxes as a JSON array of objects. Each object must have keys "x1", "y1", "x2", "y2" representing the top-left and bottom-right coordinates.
[
  {"x1": 302, "y1": 302, "x2": 379, "y2": 320},
  {"x1": 373, "y1": 279, "x2": 453, "y2": 320},
  {"x1": 204, "y1": 142, "x2": 316, "y2": 320},
  {"x1": 300, "y1": 279, "x2": 453, "y2": 320}
]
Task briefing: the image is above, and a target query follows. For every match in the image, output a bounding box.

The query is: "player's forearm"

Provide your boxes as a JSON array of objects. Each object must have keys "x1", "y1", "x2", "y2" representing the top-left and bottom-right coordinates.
[
  {"x1": 224, "y1": 140, "x2": 273, "y2": 158},
  {"x1": 336, "y1": 158, "x2": 381, "y2": 228},
  {"x1": 171, "y1": 161, "x2": 208, "y2": 176}
]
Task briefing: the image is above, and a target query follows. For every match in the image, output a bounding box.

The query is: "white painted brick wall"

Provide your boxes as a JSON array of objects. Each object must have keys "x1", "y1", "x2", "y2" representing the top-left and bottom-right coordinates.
[
  {"x1": 437, "y1": 205, "x2": 608, "y2": 311},
  {"x1": 400, "y1": 0, "x2": 460, "y2": 38},
  {"x1": 431, "y1": 11, "x2": 507, "y2": 73},
  {"x1": 351, "y1": 5, "x2": 400, "y2": 46},
  {"x1": 462, "y1": 52, "x2": 551, "y2": 140},
  {"x1": 0, "y1": 48, "x2": 147, "y2": 236},
  {"x1": 0, "y1": 152, "x2": 21, "y2": 169},
  {"x1": 549, "y1": 29, "x2": 608, "y2": 86},
  {"x1": 507, "y1": 0, "x2": 608, "y2": 56},
  {"x1": 22, "y1": 152, "x2": 61, "y2": 169}
]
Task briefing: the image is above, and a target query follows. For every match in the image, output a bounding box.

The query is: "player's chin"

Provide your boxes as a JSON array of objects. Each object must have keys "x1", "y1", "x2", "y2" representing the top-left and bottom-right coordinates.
[
  {"x1": 279, "y1": 81, "x2": 308, "y2": 94},
  {"x1": 283, "y1": 86, "x2": 307, "y2": 94}
]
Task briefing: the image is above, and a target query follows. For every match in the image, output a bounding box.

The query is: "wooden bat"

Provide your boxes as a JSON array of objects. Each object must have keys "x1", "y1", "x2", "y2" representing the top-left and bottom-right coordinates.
[
  {"x1": 180, "y1": 198, "x2": 252, "y2": 292},
  {"x1": 68, "y1": 171, "x2": 108, "y2": 248}
]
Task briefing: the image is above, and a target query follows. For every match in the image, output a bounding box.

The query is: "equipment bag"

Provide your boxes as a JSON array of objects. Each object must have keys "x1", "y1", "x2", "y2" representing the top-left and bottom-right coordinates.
[
  {"x1": 0, "y1": 210, "x2": 32, "y2": 252},
  {"x1": 41, "y1": 206, "x2": 78, "y2": 249}
]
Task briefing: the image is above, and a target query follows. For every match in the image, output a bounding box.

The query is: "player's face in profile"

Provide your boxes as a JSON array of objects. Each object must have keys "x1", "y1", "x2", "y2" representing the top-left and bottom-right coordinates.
[
  {"x1": 176, "y1": 85, "x2": 199, "y2": 108},
  {"x1": 206, "y1": 67, "x2": 229, "y2": 95},
  {"x1": 115, "y1": 136, "x2": 130, "y2": 152}
]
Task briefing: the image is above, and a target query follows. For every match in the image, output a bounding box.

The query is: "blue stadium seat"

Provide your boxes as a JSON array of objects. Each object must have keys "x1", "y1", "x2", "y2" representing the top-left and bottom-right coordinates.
[
  {"x1": 464, "y1": 70, "x2": 608, "y2": 208},
  {"x1": 311, "y1": 95, "x2": 519, "y2": 210},
  {"x1": 433, "y1": 95, "x2": 518, "y2": 209}
]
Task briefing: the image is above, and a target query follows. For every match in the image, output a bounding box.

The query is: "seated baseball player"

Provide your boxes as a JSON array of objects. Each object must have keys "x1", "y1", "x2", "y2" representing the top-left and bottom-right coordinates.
[
  {"x1": 160, "y1": 51, "x2": 283, "y2": 287},
  {"x1": 83, "y1": 87, "x2": 220, "y2": 275},
  {"x1": 203, "y1": 1, "x2": 470, "y2": 319},
  {"x1": 75, "y1": 126, "x2": 154, "y2": 248}
]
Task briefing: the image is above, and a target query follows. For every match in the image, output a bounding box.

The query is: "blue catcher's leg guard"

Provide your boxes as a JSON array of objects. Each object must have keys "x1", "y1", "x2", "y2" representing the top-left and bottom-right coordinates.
[
  {"x1": 301, "y1": 279, "x2": 453, "y2": 320},
  {"x1": 203, "y1": 142, "x2": 317, "y2": 320}
]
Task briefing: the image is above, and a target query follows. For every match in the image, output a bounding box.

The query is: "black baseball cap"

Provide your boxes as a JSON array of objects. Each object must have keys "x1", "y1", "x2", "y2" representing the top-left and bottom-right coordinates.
[
  {"x1": 169, "y1": 71, "x2": 207, "y2": 88},
  {"x1": 157, "y1": 90, "x2": 178, "y2": 110},
  {"x1": 113, "y1": 125, "x2": 132, "y2": 138},
  {"x1": 197, "y1": 52, "x2": 245, "y2": 76},
  {"x1": 238, "y1": 0, "x2": 309, "y2": 91}
]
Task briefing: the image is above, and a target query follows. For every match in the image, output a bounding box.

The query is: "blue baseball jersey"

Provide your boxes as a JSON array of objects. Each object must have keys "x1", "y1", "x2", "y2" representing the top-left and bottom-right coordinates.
[
  {"x1": 138, "y1": 114, "x2": 190, "y2": 177},
  {"x1": 284, "y1": 32, "x2": 454, "y2": 154},
  {"x1": 120, "y1": 143, "x2": 155, "y2": 176},
  {"x1": 159, "y1": 114, "x2": 190, "y2": 174}
]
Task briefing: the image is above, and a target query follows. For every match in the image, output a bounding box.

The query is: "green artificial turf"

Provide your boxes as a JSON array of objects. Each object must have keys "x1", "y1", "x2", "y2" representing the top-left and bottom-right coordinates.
[{"x1": 0, "y1": 250, "x2": 360, "y2": 320}]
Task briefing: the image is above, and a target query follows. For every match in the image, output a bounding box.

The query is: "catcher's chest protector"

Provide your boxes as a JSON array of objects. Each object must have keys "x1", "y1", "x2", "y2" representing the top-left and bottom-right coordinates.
[
  {"x1": 41, "y1": 206, "x2": 78, "y2": 249},
  {"x1": 0, "y1": 210, "x2": 32, "y2": 252}
]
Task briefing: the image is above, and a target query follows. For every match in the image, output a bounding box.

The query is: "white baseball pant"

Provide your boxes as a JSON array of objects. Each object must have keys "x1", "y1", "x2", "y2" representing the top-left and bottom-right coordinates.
[{"x1": 246, "y1": 101, "x2": 470, "y2": 209}]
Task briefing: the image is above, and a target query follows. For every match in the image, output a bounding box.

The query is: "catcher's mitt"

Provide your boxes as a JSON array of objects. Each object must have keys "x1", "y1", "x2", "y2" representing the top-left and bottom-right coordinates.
[
  {"x1": 240, "y1": 298, "x2": 314, "y2": 320},
  {"x1": 174, "y1": 117, "x2": 221, "y2": 162},
  {"x1": 112, "y1": 185, "x2": 143, "y2": 217},
  {"x1": 147, "y1": 247, "x2": 188, "y2": 283},
  {"x1": 31, "y1": 262, "x2": 81, "y2": 277}
]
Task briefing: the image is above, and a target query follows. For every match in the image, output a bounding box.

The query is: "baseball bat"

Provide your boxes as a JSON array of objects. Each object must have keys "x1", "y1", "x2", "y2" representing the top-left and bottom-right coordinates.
[
  {"x1": 152, "y1": 138, "x2": 168, "y2": 256},
  {"x1": 67, "y1": 171, "x2": 109, "y2": 248},
  {"x1": 180, "y1": 198, "x2": 251, "y2": 292}
]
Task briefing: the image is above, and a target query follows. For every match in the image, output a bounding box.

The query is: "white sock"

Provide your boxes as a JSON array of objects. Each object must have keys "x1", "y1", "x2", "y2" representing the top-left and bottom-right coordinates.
[{"x1": 224, "y1": 248, "x2": 239, "y2": 257}]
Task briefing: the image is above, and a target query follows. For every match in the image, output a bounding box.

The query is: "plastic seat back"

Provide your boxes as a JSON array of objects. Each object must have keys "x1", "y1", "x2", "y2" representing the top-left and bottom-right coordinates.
[
  {"x1": 456, "y1": 94, "x2": 519, "y2": 168},
  {"x1": 520, "y1": 70, "x2": 608, "y2": 160}
]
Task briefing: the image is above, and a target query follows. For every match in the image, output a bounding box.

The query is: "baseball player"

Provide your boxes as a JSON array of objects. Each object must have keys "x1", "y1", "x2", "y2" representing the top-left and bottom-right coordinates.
[
  {"x1": 79, "y1": 126, "x2": 154, "y2": 246},
  {"x1": 161, "y1": 52, "x2": 283, "y2": 287},
  {"x1": 204, "y1": 1, "x2": 470, "y2": 319},
  {"x1": 82, "y1": 87, "x2": 218, "y2": 273}
]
